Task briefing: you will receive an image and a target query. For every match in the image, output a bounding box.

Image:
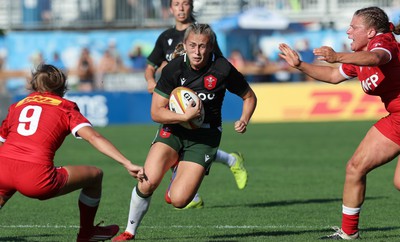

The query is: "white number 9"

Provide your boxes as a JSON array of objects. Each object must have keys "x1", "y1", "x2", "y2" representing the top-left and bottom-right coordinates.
[{"x1": 17, "y1": 105, "x2": 42, "y2": 136}]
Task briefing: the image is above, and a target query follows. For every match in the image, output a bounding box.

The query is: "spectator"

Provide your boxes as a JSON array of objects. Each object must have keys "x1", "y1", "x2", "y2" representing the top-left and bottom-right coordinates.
[
  {"x1": 252, "y1": 48, "x2": 271, "y2": 83},
  {"x1": 49, "y1": 52, "x2": 66, "y2": 72},
  {"x1": 272, "y1": 55, "x2": 292, "y2": 82},
  {"x1": 128, "y1": 45, "x2": 147, "y2": 71},
  {"x1": 29, "y1": 51, "x2": 44, "y2": 68},
  {"x1": 97, "y1": 49, "x2": 119, "y2": 87},
  {"x1": 107, "y1": 39, "x2": 125, "y2": 71},
  {"x1": 98, "y1": 49, "x2": 119, "y2": 74},
  {"x1": 161, "y1": 0, "x2": 170, "y2": 20},
  {"x1": 227, "y1": 49, "x2": 246, "y2": 72},
  {"x1": 294, "y1": 39, "x2": 315, "y2": 82},
  {"x1": 76, "y1": 47, "x2": 96, "y2": 92}
]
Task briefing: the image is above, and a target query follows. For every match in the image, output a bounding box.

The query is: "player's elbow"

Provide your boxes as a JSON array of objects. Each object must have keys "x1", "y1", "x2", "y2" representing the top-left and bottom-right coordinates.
[{"x1": 150, "y1": 110, "x2": 162, "y2": 123}]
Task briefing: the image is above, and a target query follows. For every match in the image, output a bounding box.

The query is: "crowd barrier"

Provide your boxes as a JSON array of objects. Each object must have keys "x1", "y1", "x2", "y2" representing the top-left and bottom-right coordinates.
[{"x1": 9, "y1": 81, "x2": 387, "y2": 127}]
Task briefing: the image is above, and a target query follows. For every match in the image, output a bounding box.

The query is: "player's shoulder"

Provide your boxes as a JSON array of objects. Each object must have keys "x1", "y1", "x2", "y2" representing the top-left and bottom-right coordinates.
[
  {"x1": 160, "y1": 27, "x2": 179, "y2": 38},
  {"x1": 370, "y1": 32, "x2": 396, "y2": 49},
  {"x1": 165, "y1": 55, "x2": 185, "y2": 71},
  {"x1": 213, "y1": 54, "x2": 233, "y2": 72},
  {"x1": 61, "y1": 96, "x2": 81, "y2": 110}
]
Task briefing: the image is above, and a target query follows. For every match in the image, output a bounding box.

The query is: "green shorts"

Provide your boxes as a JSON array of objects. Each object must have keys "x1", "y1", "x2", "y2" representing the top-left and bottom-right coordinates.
[{"x1": 153, "y1": 124, "x2": 222, "y2": 170}]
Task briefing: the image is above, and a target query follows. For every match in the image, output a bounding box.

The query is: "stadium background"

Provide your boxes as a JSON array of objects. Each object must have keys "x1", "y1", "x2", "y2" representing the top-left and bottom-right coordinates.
[
  {"x1": 0, "y1": 0, "x2": 398, "y2": 125},
  {"x1": 2, "y1": 1, "x2": 400, "y2": 241}
]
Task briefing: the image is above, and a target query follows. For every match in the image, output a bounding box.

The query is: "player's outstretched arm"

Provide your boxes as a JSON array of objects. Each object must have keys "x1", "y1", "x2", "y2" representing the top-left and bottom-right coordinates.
[
  {"x1": 76, "y1": 126, "x2": 146, "y2": 181},
  {"x1": 278, "y1": 43, "x2": 345, "y2": 84}
]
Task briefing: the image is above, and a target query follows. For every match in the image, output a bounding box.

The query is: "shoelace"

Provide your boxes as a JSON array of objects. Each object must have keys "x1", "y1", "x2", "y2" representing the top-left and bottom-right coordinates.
[
  {"x1": 94, "y1": 221, "x2": 105, "y2": 228},
  {"x1": 327, "y1": 226, "x2": 343, "y2": 237}
]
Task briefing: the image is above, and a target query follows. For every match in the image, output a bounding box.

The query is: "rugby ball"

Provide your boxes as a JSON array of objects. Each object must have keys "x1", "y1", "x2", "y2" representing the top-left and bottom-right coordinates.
[{"x1": 169, "y1": 86, "x2": 205, "y2": 129}]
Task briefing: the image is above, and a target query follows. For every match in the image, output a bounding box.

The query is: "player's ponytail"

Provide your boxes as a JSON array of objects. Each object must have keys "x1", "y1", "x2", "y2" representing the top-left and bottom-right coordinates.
[{"x1": 30, "y1": 64, "x2": 68, "y2": 97}]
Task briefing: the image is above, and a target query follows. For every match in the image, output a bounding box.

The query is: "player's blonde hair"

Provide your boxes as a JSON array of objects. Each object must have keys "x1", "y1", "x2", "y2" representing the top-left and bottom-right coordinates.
[
  {"x1": 30, "y1": 64, "x2": 68, "y2": 97},
  {"x1": 183, "y1": 23, "x2": 216, "y2": 49}
]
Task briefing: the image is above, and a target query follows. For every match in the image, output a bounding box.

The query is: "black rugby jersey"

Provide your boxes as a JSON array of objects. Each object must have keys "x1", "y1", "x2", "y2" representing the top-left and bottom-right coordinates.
[
  {"x1": 154, "y1": 54, "x2": 250, "y2": 127},
  {"x1": 147, "y1": 26, "x2": 223, "y2": 69}
]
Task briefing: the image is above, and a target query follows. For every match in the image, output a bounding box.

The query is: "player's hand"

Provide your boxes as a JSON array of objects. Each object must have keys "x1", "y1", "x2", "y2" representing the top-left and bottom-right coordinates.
[
  {"x1": 126, "y1": 163, "x2": 147, "y2": 182},
  {"x1": 278, "y1": 43, "x2": 302, "y2": 68},
  {"x1": 313, "y1": 46, "x2": 338, "y2": 63},
  {"x1": 184, "y1": 99, "x2": 202, "y2": 121},
  {"x1": 234, "y1": 120, "x2": 247, "y2": 134}
]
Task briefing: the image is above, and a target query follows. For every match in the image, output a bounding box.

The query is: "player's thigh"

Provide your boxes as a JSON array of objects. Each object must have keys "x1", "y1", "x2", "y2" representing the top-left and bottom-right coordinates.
[
  {"x1": 170, "y1": 161, "x2": 205, "y2": 202},
  {"x1": 57, "y1": 165, "x2": 102, "y2": 196},
  {"x1": 349, "y1": 126, "x2": 400, "y2": 173}
]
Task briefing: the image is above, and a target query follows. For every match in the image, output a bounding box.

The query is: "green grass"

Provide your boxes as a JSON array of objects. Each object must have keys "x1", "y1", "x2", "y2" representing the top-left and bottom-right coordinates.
[{"x1": 1, "y1": 121, "x2": 400, "y2": 241}]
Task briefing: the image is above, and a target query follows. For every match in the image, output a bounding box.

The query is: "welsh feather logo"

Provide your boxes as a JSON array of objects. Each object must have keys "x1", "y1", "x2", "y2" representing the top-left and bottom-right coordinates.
[
  {"x1": 160, "y1": 127, "x2": 171, "y2": 138},
  {"x1": 204, "y1": 75, "x2": 217, "y2": 90}
]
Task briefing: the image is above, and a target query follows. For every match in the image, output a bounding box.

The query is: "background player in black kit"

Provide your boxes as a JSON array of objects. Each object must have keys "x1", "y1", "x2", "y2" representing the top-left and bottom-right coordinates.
[
  {"x1": 113, "y1": 23, "x2": 257, "y2": 241},
  {"x1": 144, "y1": 0, "x2": 248, "y2": 210}
]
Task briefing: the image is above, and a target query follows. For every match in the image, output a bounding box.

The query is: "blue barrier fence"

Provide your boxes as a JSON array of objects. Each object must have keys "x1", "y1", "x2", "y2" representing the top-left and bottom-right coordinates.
[{"x1": 13, "y1": 91, "x2": 243, "y2": 127}]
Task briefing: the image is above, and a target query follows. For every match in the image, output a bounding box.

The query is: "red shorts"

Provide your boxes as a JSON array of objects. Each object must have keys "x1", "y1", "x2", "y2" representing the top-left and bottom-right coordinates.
[
  {"x1": 374, "y1": 113, "x2": 400, "y2": 146},
  {"x1": 0, "y1": 157, "x2": 68, "y2": 200}
]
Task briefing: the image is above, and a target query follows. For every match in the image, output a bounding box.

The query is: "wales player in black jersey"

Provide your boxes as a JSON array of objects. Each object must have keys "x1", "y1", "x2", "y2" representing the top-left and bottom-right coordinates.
[
  {"x1": 144, "y1": 0, "x2": 248, "y2": 211},
  {"x1": 113, "y1": 23, "x2": 257, "y2": 241}
]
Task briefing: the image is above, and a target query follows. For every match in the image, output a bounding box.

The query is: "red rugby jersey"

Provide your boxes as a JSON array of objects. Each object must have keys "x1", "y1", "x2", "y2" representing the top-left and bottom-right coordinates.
[
  {"x1": 0, "y1": 92, "x2": 91, "y2": 165},
  {"x1": 340, "y1": 32, "x2": 400, "y2": 112}
]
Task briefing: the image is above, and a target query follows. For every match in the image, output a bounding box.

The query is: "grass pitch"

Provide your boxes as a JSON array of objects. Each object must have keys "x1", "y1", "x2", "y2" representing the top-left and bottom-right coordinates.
[{"x1": 1, "y1": 121, "x2": 400, "y2": 241}]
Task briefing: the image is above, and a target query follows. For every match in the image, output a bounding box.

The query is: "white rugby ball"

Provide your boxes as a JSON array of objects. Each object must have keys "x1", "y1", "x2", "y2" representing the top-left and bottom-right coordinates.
[{"x1": 169, "y1": 86, "x2": 205, "y2": 129}]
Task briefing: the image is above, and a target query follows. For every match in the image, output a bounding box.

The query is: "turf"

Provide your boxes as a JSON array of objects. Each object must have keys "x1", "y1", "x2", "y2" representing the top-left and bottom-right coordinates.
[{"x1": 1, "y1": 121, "x2": 400, "y2": 241}]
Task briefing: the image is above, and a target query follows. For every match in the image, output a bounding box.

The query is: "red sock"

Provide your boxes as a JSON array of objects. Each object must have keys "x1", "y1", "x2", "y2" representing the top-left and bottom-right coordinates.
[
  {"x1": 342, "y1": 213, "x2": 359, "y2": 235},
  {"x1": 78, "y1": 200, "x2": 99, "y2": 234}
]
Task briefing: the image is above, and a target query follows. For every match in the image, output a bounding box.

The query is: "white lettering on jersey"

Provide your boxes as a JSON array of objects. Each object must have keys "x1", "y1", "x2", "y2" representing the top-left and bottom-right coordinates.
[
  {"x1": 361, "y1": 73, "x2": 380, "y2": 92},
  {"x1": 197, "y1": 93, "x2": 216, "y2": 101}
]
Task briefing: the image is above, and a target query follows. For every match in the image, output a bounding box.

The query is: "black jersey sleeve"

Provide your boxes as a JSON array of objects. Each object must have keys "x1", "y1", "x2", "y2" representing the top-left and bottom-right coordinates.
[
  {"x1": 225, "y1": 62, "x2": 250, "y2": 97},
  {"x1": 147, "y1": 32, "x2": 167, "y2": 68}
]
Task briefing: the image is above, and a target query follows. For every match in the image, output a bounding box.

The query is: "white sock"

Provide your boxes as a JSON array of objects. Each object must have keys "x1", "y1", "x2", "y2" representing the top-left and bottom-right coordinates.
[
  {"x1": 214, "y1": 149, "x2": 235, "y2": 167},
  {"x1": 79, "y1": 192, "x2": 100, "y2": 207},
  {"x1": 125, "y1": 186, "x2": 151, "y2": 235},
  {"x1": 342, "y1": 204, "x2": 361, "y2": 215}
]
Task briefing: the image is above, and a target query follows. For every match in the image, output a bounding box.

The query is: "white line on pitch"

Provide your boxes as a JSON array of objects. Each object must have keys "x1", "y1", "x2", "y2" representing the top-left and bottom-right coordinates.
[{"x1": 0, "y1": 224, "x2": 324, "y2": 229}]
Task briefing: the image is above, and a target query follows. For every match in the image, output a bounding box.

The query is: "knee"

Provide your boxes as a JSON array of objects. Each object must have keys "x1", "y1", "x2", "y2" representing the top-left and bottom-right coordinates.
[
  {"x1": 137, "y1": 180, "x2": 157, "y2": 196},
  {"x1": 170, "y1": 195, "x2": 191, "y2": 209},
  {"x1": 93, "y1": 167, "x2": 103, "y2": 179},
  {"x1": 345, "y1": 159, "x2": 368, "y2": 178},
  {"x1": 89, "y1": 167, "x2": 103, "y2": 185}
]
